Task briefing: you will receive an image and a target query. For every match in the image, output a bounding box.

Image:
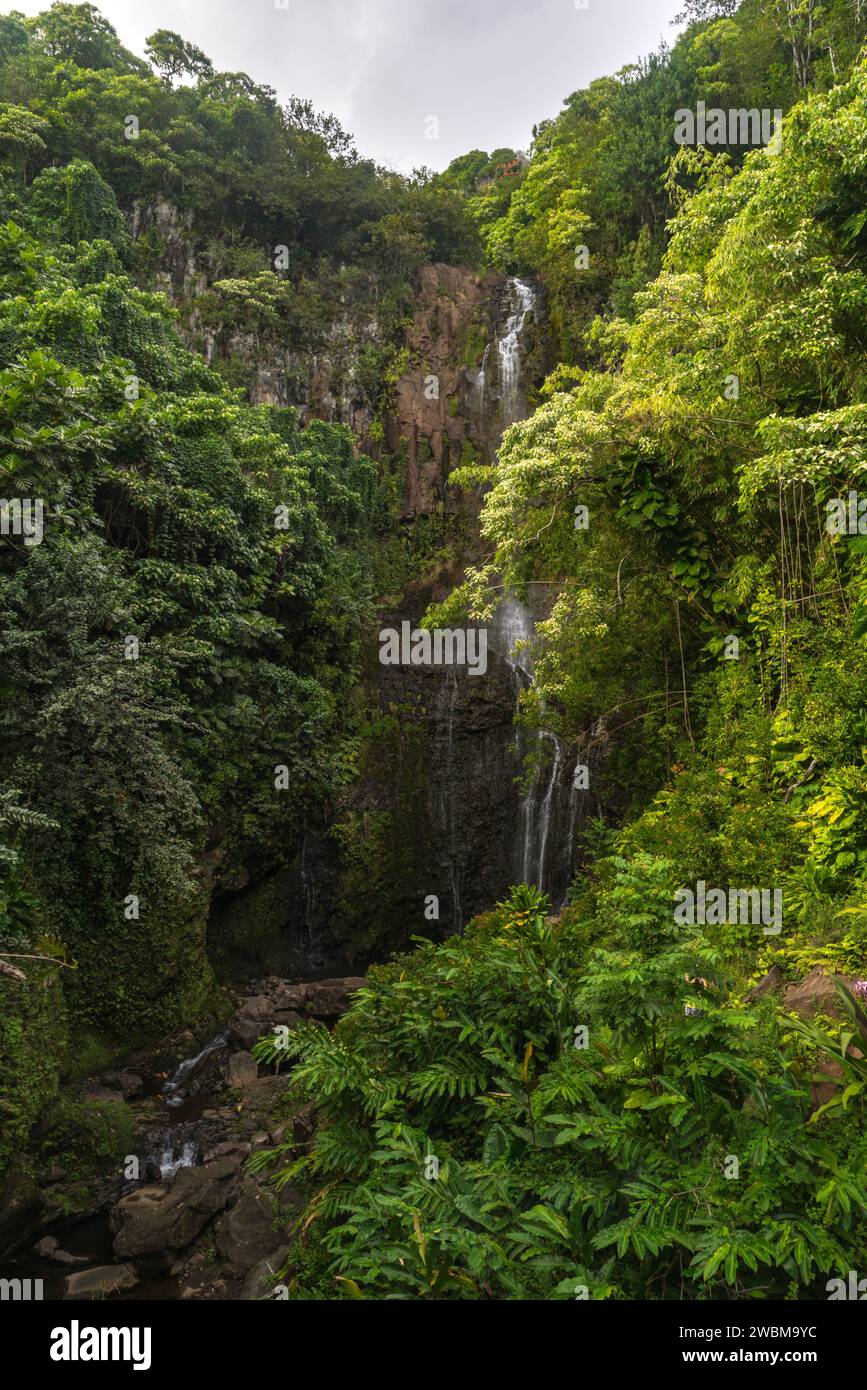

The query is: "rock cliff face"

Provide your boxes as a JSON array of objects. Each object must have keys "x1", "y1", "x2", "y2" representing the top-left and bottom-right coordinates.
[
  {"x1": 387, "y1": 267, "x2": 550, "y2": 518},
  {"x1": 388, "y1": 263, "x2": 499, "y2": 517},
  {"x1": 130, "y1": 201, "x2": 573, "y2": 972},
  {"x1": 208, "y1": 579, "x2": 592, "y2": 980},
  {"x1": 126, "y1": 201, "x2": 548, "y2": 520}
]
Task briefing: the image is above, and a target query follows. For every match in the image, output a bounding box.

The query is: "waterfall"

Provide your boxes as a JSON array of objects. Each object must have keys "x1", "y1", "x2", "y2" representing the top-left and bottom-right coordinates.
[
  {"x1": 155, "y1": 1136, "x2": 200, "y2": 1180},
  {"x1": 493, "y1": 593, "x2": 575, "y2": 902},
  {"x1": 298, "y1": 830, "x2": 316, "y2": 961},
  {"x1": 163, "y1": 1032, "x2": 228, "y2": 1109},
  {"x1": 471, "y1": 277, "x2": 536, "y2": 436},
  {"x1": 436, "y1": 666, "x2": 463, "y2": 930},
  {"x1": 536, "y1": 733, "x2": 563, "y2": 894},
  {"x1": 496, "y1": 278, "x2": 536, "y2": 427}
]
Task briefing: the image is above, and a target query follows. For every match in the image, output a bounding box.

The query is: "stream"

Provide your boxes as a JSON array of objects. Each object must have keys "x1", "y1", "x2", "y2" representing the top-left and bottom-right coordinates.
[{"x1": 5, "y1": 969, "x2": 364, "y2": 1301}]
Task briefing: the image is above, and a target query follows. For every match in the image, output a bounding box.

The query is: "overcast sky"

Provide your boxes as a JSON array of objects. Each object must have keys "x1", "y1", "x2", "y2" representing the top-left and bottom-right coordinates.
[{"x1": 15, "y1": 0, "x2": 685, "y2": 172}]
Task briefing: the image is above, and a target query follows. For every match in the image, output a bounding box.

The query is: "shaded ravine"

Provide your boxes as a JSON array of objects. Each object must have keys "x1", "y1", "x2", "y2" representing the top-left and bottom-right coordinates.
[
  {"x1": 432, "y1": 278, "x2": 581, "y2": 914},
  {"x1": 6, "y1": 971, "x2": 365, "y2": 1301}
]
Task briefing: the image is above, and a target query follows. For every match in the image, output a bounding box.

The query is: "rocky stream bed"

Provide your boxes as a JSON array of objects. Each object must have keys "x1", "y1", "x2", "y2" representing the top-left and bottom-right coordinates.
[{"x1": 5, "y1": 974, "x2": 366, "y2": 1301}]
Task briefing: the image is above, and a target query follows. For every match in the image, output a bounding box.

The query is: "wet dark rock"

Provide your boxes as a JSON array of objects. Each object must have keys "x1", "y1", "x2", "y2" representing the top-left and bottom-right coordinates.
[
  {"x1": 238, "y1": 995, "x2": 274, "y2": 1022},
  {"x1": 110, "y1": 1157, "x2": 238, "y2": 1259},
  {"x1": 214, "y1": 1179, "x2": 279, "y2": 1275},
  {"x1": 269, "y1": 983, "x2": 310, "y2": 1012},
  {"x1": 306, "y1": 978, "x2": 368, "y2": 1018},
  {"x1": 272, "y1": 1010, "x2": 304, "y2": 1030},
  {"x1": 292, "y1": 1102, "x2": 317, "y2": 1146},
  {"x1": 102, "y1": 1070, "x2": 144, "y2": 1099},
  {"x1": 203, "y1": 1141, "x2": 251, "y2": 1168},
  {"x1": 228, "y1": 1015, "x2": 265, "y2": 1052},
  {"x1": 242, "y1": 1243, "x2": 291, "y2": 1301},
  {"x1": 226, "y1": 1052, "x2": 258, "y2": 1088}
]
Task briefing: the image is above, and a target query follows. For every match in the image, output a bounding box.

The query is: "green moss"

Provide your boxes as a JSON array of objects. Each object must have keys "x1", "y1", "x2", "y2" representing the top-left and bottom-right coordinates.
[
  {"x1": 63, "y1": 893, "x2": 226, "y2": 1052},
  {"x1": 207, "y1": 868, "x2": 296, "y2": 983},
  {"x1": 330, "y1": 809, "x2": 393, "y2": 951},
  {"x1": 0, "y1": 963, "x2": 67, "y2": 1181},
  {"x1": 36, "y1": 1095, "x2": 136, "y2": 1183},
  {"x1": 331, "y1": 709, "x2": 433, "y2": 956},
  {"x1": 460, "y1": 316, "x2": 489, "y2": 368},
  {"x1": 64, "y1": 1028, "x2": 118, "y2": 1082}
]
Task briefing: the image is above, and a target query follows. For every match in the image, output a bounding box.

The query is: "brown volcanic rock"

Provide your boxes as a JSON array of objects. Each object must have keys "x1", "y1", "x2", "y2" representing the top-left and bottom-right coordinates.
[
  {"x1": 63, "y1": 1264, "x2": 138, "y2": 1299},
  {"x1": 111, "y1": 1157, "x2": 238, "y2": 1259},
  {"x1": 783, "y1": 969, "x2": 854, "y2": 1018},
  {"x1": 306, "y1": 977, "x2": 368, "y2": 1018}
]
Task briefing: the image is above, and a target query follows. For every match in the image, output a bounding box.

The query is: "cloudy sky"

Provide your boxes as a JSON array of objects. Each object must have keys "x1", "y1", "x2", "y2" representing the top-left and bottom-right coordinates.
[{"x1": 16, "y1": 0, "x2": 685, "y2": 171}]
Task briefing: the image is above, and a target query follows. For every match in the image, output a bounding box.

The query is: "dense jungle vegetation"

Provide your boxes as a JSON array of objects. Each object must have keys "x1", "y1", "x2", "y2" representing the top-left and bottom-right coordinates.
[{"x1": 4, "y1": 0, "x2": 867, "y2": 1301}]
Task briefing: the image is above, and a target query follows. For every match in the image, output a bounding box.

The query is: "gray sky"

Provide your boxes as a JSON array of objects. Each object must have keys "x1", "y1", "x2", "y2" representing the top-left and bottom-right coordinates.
[{"x1": 15, "y1": 0, "x2": 685, "y2": 172}]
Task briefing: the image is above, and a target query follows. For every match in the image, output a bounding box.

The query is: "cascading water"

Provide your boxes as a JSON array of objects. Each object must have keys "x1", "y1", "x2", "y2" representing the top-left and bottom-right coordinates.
[
  {"x1": 436, "y1": 666, "x2": 463, "y2": 931},
  {"x1": 493, "y1": 593, "x2": 577, "y2": 902},
  {"x1": 496, "y1": 278, "x2": 536, "y2": 427},
  {"x1": 470, "y1": 277, "x2": 536, "y2": 436},
  {"x1": 298, "y1": 829, "x2": 316, "y2": 962},
  {"x1": 163, "y1": 1032, "x2": 228, "y2": 1109},
  {"x1": 151, "y1": 1131, "x2": 200, "y2": 1181},
  {"x1": 145, "y1": 1030, "x2": 229, "y2": 1179},
  {"x1": 468, "y1": 281, "x2": 579, "y2": 902}
]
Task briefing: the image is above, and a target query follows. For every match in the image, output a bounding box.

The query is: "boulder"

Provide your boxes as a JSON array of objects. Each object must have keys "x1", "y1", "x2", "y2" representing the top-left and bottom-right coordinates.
[
  {"x1": 272, "y1": 1010, "x2": 304, "y2": 1031},
  {"x1": 810, "y1": 1056, "x2": 845, "y2": 1112},
  {"x1": 269, "y1": 1102, "x2": 316, "y2": 1149},
  {"x1": 291, "y1": 1102, "x2": 317, "y2": 1145},
  {"x1": 102, "y1": 1070, "x2": 143, "y2": 1100},
  {"x1": 228, "y1": 1015, "x2": 264, "y2": 1052},
  {"x1": 306, "y1": 977, "x2": 367, "y2": 1018},
  {"x1": 242, "y1": 1243, "x2": 291, "y2": 1301},
  {"x1": 783, "y1": 969, "x2": 853, "y2": 1019},
  {"x1": 203, "y1": 1141, "x2": 251, "y2": 1168},
  {"x1": 237, "y1": 995, "x2": 274, "y2": 1021},
  {"x1": 226, "y1": 1052, "x2": 258, "y2": 1088},
  {"x1": 64, "y1": 1264, "x2": 138, "y2": 1299},
  {"x1": 270, "y1": 983, "x2": 310, "y2": 1012},
  {"x1": 745, "y1": 965, "x2": 785, "y2": 1001},
  {"x1": 214, "y1": 1179, "x2": 279, "y2": 1275},
  {"x1": 111, "y1": 1157, "x2": 238, "y2": 1258},
  {"x1": 82, "y1": 1084, "x2": 124, "y2": 1104}
]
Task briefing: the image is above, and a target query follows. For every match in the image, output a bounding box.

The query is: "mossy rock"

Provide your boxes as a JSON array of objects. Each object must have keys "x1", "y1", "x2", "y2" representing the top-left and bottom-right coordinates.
[
  {"x1": 207, "y1": 868, "x2": 296, "y2": 983},
  {"x1": 35, "y1": 1094, "x2": 136, "y2": 1185}
]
